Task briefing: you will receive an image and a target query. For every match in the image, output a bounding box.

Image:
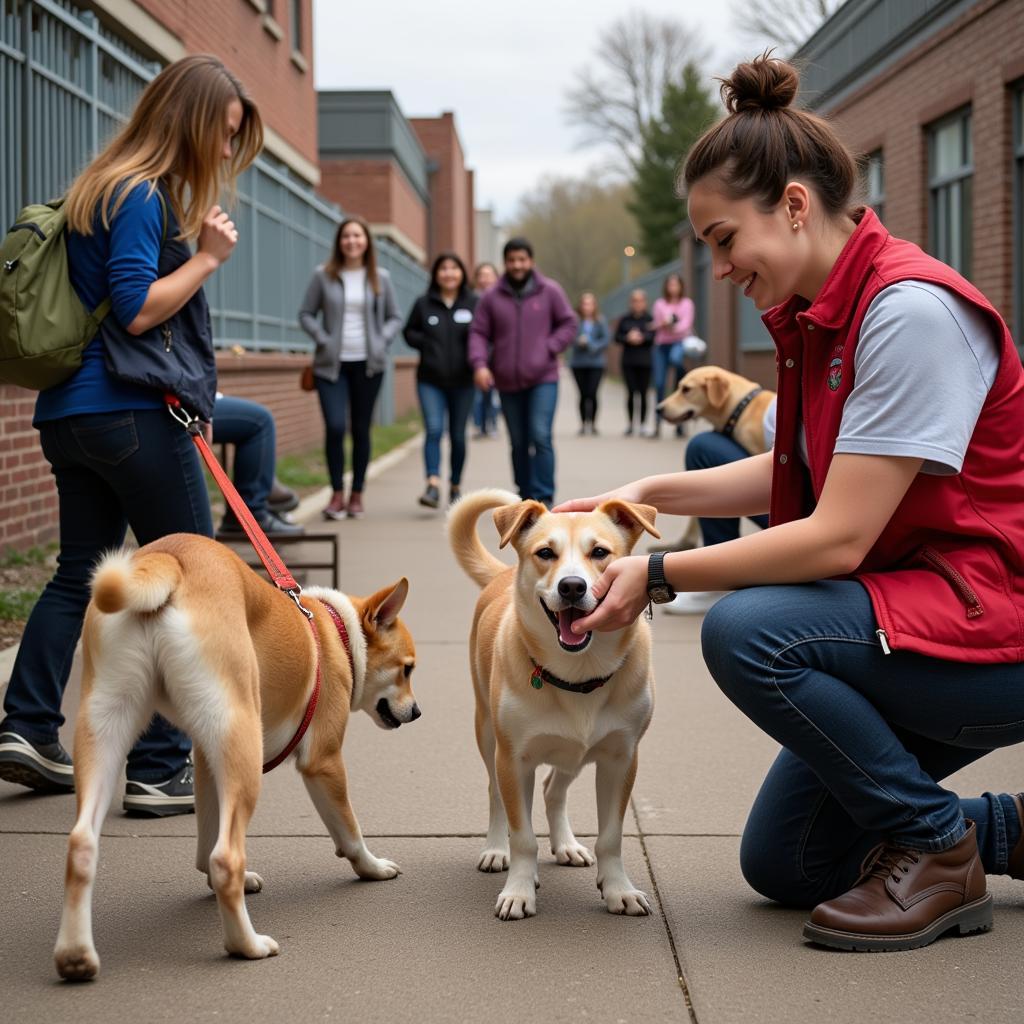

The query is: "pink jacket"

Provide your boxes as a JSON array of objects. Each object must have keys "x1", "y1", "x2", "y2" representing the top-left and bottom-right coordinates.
[{"x1": 651, "y1": 298, "x2": 694, "y2": 346}]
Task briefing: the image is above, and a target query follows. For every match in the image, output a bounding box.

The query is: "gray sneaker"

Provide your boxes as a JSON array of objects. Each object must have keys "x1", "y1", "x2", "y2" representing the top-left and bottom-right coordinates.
[
  {"x1": 123, "y1": 756, "x2": 195, "y2": 817},
  {"x1": 0, "y1": 730, "x2": 75, "y2": 792}
]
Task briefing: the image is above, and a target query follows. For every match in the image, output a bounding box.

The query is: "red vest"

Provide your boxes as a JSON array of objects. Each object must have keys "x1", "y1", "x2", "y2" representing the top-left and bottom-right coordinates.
[{"x1": 763, "y1": 208, "x2": 1024, "y2": 663}]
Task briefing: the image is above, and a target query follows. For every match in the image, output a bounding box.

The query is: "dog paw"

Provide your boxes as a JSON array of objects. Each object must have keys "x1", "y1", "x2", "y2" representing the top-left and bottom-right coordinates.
[
  {"x1": 55, "y1": 944, "x2": 100, "y2": 981},
  {"x1": 495, "y1": 883, "x2": 537, "y2": 921},
  {"x1": 244, "y1": 871, "x2": 264, "y2": 893},
  {"x1": 477, "y1": 847, "x2": 510, "y2": 872},
  {"x1": 226, "y1": 933, "x2": 280, "y2": 959},
  {"x1": 353, "y1": 856, "x2": 401, "y2": 881},
  {"x1": 552, "y1": 839, "x2": 595, "y2": 867},
  {"x1": 602, "y1": 886, "x2": 651, "y2": 916}
]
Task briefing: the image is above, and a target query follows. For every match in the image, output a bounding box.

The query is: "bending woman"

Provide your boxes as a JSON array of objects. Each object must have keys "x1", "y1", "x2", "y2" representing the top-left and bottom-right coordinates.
[{"x1": 557, "y1": 54, "x2": 1024, "y2": 953}]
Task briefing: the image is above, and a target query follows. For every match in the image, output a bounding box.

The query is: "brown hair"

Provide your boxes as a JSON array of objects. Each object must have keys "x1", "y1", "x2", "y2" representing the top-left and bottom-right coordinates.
[
  {"x1": 575, "y1": 290, "x2": 600, "y2": 319},
  {"x1": 65, "y1": 54, "x2": 262, "y2": 238},
  {"x1": 662, "y1": 272, "x2": 686, "y2": 300},
  {"x1": 681, "y1": 53, "x2": 857, "y2": 219},
  {"x1": 325, "y1": 215, "x2": 380, "y2": 295}
]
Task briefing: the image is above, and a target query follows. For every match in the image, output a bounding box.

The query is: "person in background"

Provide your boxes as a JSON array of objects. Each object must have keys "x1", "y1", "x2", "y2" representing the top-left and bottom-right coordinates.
[
  {"x1": 0, "y1": 55, "x2": 262, "y2": 816},
  {"x1": 568, "y1": 291, "x2": 609, "y2": 435},
  {"x1": 468, "y1": 238, "x2": 577, "y2": 506},
  {"x1": 403, "y1": 252, "x2": 477, "y2": 509},
  {"x1": 615, "y1": 289, "x2": 655, "y2": 436},
  {"x1": 298, "y1": 216, "x2": 402, "y2": 520},
  {"x1": 471, "y1": 261, "x2": 500, "y2": 438},
  {"x1": 213, "y1": 394, "x2": 303, "y2": 536},
  {"x1": 651, "y1": 272, "x2": 695, "y2": 436}
]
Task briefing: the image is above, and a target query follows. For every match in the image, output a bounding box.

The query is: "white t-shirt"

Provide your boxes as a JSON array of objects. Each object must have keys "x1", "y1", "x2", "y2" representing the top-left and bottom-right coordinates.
[
  {"x1": 340, "y1": 268, "x2": 368, "y2": 362},
  {"x1": 762, "y1": 282, "x2": 1000, "y2": 475}
]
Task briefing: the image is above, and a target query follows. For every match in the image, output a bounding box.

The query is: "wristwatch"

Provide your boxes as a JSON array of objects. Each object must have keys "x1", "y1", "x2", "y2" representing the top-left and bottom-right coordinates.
[{"x1": 647, "y1": 552, "x2": 676, "y2": 604}]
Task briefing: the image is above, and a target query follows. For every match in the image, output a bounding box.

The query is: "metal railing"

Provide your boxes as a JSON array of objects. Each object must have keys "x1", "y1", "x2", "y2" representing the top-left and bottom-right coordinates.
[{"x1": 0, "y1": 0, "x2": 428, "y2": 421}]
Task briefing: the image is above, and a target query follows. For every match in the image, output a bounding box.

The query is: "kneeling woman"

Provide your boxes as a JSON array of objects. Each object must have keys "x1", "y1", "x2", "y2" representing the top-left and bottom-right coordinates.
[{"x1": 557, "y1": 54, "x2": 1024, "y2": 952}]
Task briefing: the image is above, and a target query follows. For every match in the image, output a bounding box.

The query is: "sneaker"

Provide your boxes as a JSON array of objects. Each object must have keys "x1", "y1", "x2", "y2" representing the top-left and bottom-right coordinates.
[
  {"x1": 623, "y1": 426, "x2": 634, "y2": 437},
  {"x1": 663, "y1": 591, "x2": 730, "y2": 615},
  {"x1": 123, "y1": 756, "x2": 195, "y2": 817},
  {"x1": 267, "y1": 479, "x2": 299, "y2": 514},
  {"x1": 322, "y1": 492, "x2": 346, "y2": 521},
  {"x1": 346, "y1": 492, "x2": 365, "y2": 519},
  {"x1": 220, "y1": 510, "x2": 304, "y2": 537},
  {"x1": 448, "y1": 485, "x2": 462, "y2": 506},
  {"x1": 0, "y1": 731, "x2": 75, "y2": 792},
  {"x1": 418, "y1": 483, "x2": 440, "y2": 509}
]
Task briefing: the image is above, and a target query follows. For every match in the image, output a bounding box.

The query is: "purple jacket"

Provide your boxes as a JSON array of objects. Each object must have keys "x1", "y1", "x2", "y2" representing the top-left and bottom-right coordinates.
[{"x1": 468, "y1": 270, "x2": 577, "y2": 392}]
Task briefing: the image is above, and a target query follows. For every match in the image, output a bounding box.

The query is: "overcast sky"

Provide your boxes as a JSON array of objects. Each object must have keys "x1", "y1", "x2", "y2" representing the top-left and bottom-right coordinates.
[{"x1": 313, "y1": 1, "x2": 767, "y2": 223}]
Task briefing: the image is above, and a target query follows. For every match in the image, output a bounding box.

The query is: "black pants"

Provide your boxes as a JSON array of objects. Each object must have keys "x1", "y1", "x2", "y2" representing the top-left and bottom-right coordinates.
[
  {"x1": 571, "y1": 367, "x2": 603, "y2": 426},
  {"x1": 314, "y1": 361, "x2": 384, "y2": 493},
  {"x1": 623, "y1": 365, "x2": 651, "y2": 427}
]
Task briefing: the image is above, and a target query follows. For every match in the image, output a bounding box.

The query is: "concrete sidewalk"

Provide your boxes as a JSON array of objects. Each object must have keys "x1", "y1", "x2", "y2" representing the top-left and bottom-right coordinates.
[{"x1": 1, "y1": 373, "x2": 1021, "y2": 1023}]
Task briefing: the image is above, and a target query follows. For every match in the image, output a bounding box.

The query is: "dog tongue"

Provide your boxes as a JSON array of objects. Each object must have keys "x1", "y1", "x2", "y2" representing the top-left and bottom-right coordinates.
[{"x1": 558, "y1": 608, "x2": 587, "y2": 646}]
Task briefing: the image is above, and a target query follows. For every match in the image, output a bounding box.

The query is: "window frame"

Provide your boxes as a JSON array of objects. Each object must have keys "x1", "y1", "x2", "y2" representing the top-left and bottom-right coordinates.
[
  {"x1": 865, "y1": 149, "x2": 885, "y2": 223},
  {"x1": 927, "y1": 106, "x2": 973, "y2": 279}
]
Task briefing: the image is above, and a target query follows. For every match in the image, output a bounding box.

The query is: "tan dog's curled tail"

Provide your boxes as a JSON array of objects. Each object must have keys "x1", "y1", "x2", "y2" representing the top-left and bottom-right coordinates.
[
  {"x1": 446, "y1": 488, "x2": 520, "y2": 589},
  {"x1": 91, "y1": 549, "x2": 183, "y2": 615}
]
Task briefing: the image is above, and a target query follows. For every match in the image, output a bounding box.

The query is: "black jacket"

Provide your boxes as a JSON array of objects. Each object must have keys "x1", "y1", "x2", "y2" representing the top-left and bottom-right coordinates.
[
  {"x1": 101, "y1": 184, "x2": 216, "y2": 420},
  {"x1": 615, "y1": 312, "x2": 655, "y2": 370},
  {"x1": 403, "y1": 288, "x2": 477, "y2": 388}
]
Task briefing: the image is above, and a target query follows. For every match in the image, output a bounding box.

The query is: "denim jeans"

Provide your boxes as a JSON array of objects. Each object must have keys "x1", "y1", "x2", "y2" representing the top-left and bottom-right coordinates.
[
  {"x1": 685, "y1": 431, "x2": 769, "y2": 544},
  {"x1": 499, "y1": 381, "x2": 558, "y2": 505},
  {"x1": 702, "y1": 579, "x2": 1024, "y2": 908},
  {"x1": 417, "y1": 381, "x2": 475, "y2": 485},
  {"x1": 212, "y1": 395, "x2": 275, "y2": 519},
  {"x1": 1, "y1": 409, "x2": 212, "y2": 780},
  {"x1": 315, "y1": 361, "x2": 384, "y2": 493},
  {"x1": 652, "y1": 343, "x2": 682, "y2": 417},
  {"x1": 473, "y1": 387, "x2": 498, "y2": 434}
]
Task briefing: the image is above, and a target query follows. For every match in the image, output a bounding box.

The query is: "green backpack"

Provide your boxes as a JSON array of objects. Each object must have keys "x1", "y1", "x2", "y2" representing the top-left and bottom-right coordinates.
[{"x1": 0, "y1": 198, "x2": 112, "y2": 390}]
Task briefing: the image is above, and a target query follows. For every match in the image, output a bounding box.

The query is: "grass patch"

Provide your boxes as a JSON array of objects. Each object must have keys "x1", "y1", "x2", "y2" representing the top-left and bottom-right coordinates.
[{"x1": 0, "y1": 543, "x2": 58, "y2": 649}]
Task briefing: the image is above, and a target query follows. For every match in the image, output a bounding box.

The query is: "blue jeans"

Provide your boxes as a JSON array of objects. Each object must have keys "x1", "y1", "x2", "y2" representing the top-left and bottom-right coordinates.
[
  {"x1": 315, "y1": 362, "x2": 384, "y2": 493},
  {"x1": 417, "y1": 381, "x2": 475, "y2": 484},
  {"x1": 499, "y1": 381, "x2": 558, "y2": 505},
  {"x1": 473, "y1": 387, "x2": 498, "y2": 434},
  {"x1": 685, "y1": 431, "x2": 769, "y2": 544},
  {"x1": 1, "y1": 409, "x2": 212, "y2": 780},
  {"x1": 702, "y1": 580, "x2": 1024, "y2": 908},
  {"x1": 213, "y1": 395, "x2": 275, "y2": 518},
  {"x1": 652, "y1": 342, "x2": 682, "y2": 417}
]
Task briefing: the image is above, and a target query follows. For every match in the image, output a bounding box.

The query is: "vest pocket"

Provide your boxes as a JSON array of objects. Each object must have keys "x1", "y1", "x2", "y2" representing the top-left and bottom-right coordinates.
[{"x1": 917, "y1": 546, "x2": 985, "y2": 619}]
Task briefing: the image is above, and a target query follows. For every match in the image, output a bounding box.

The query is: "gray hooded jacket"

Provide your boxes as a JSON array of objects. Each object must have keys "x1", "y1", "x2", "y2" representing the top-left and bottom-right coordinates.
[{"x1": 298, "y1": 265, "x2": 402, "y2": 379}]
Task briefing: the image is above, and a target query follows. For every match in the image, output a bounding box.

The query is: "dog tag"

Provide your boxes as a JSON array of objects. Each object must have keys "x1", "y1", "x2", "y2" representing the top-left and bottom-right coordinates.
[{"x1": 530, "y1": 666, "x2": 544, "y2": 689}]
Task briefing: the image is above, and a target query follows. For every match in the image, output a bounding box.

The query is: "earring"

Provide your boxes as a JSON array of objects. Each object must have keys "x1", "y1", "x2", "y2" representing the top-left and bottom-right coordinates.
[{"x1": 792, "y1": 221, "x2": 800, "y2": 231}]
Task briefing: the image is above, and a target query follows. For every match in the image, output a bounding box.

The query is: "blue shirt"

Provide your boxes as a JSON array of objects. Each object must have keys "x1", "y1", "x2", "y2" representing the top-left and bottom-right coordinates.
[{"x1": 34, "y1": 183, "x2": 168, "y2": 424}]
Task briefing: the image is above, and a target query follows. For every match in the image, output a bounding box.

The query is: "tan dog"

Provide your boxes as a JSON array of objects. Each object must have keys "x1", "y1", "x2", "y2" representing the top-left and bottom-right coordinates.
[
  {"x1": 448, "y1": 489, "x2": 658, "y2": 921},
  {"x1": 54, "y1": 533, "x2": 418, "y2": 980},
  {"x1": 658, "y1": 365, "x2": 776, "y2": 456}
]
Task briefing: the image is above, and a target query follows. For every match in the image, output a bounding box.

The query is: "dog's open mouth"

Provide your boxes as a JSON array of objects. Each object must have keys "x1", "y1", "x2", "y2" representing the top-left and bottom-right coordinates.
[
  {"x1": 660, "y1": 407, "x2": 694, "y2": 424},
  {"x1": 540, "y1": 599, "x2": 592, "y2": 652},
  {"x1": 376, "y1": 698, "x2": 402, "y2": 729}
]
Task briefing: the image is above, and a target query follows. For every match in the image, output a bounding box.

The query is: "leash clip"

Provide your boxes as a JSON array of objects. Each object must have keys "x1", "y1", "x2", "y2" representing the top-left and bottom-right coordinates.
[
  {"x1": 286, "y1": 587, "x2": 314, "y2": 620},
  {"x1": 644, "y1": 601, "x2": 653, "y2": 622}
]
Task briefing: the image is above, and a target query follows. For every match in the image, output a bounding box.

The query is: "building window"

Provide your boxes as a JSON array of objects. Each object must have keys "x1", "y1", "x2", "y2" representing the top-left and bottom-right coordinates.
[
  {"x1": 928, "y1": 108, "x2": 973, "y2": 278},
  {"x1": 1014, "y1": 85, "x2": 1024, "y2": 353},
  {"x1": 865, "y1": 150, "x2": 884, "y2": 223},
  {"x1": 290, "y1": 1, "x2": 302, "y2": 51},
  {"x1": 692, "y1": 238, "x2": 710, "y2": 341}
]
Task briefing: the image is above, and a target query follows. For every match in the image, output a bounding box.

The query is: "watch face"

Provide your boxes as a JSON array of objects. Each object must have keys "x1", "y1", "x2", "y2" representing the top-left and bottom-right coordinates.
[{"x1": 649, "y1": 584, "x2": 674, "y2": 604}]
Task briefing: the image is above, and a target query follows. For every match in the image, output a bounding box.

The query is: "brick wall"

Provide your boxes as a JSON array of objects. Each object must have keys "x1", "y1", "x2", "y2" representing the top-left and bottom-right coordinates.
[
  {"x1": 0, "y1": 386, "x2": 58, "y2": 552},
  {"x1": 133, "y1": 0, "x2": 318, "y2": 168},
  {"x1": 410, "y1": 113, "x2": 474, "y2": 263}
]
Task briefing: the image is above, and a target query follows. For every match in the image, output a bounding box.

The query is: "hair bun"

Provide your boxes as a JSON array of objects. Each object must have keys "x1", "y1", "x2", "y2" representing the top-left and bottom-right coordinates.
[{"x1": 721, "y1": 53, "x2": 799, "y2": 114}]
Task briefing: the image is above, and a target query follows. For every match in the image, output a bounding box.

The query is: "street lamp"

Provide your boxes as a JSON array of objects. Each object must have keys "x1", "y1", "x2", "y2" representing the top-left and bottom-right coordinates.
[{"x1": 622, "y1": 245, "x2": 636, "y2": 287}]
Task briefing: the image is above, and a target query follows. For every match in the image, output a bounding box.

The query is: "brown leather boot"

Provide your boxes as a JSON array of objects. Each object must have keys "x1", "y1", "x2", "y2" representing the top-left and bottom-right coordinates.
[
  {"x1": 803, "y1": 821, "x2": 992, "y2": 952},
  {"x1": 1008, "y1": 794, "x2": 1024, "y2": 880}
]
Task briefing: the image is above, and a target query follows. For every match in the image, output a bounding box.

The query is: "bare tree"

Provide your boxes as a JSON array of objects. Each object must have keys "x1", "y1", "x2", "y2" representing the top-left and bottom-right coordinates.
[
  {"x1": 564, "y1": 12, "x2": 707, "y2": 173},
  {"x1": 732, "y1": 0, "x2": 844, "y2": 55}
]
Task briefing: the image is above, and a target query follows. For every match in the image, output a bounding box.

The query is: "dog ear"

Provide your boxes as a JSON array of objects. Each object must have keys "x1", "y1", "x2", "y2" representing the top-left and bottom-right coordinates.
[
  {"x1": 705, "y1": 370, "x2": 731, "y2": 409},
  {"x1": 493, "y1": 500, "x2": 546, "y2": 549},
  {"x1": 364, "y1": 577, "x2": 409, "y2": 630},
  {"x1": 597, "y1": 500, "x2": 661, "y2": 546}
]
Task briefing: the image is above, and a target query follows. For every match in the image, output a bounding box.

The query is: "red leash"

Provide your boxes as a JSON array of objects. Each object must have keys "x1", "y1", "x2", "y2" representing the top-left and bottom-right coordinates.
[{"x1": 165, "y1": 396, "x2": 350, "y2": 773}]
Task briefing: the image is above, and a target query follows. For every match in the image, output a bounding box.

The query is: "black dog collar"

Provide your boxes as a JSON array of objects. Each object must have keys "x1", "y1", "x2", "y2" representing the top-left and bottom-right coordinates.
[
  {"x1": 721, "y1": 387, "x2": 763, "y2": 440},
  {"x1": 529, "y1": 658, "x2": 612, "y2": 694}
]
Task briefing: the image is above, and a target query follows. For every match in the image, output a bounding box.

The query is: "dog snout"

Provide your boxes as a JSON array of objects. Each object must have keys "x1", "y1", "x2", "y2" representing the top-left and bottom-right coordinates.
[
  {"x1": 557, "y1": 576, "x2": 588, "y2": 603},
  {"x1": 410, "y1": 702, "x2": 422, "y2": 722}
]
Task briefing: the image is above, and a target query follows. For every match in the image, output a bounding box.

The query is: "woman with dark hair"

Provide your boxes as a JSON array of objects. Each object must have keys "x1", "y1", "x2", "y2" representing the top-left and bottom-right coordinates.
[
  {"x1": 651, "y1": 272, "x2": 695, "y2": 436},
  {"x1": 614, "y1": 289, "x2": 655, "y2": 436},
  {"x1": 299, "y1": 215, "x2": 402, "y2": 519},
  {"x1": 557, "y1": 53, "x2": 1024, "y2": 952},
  {"x1": 568, "y1": 291, "x2": 609, "y2": 435},
  {"x1": 403, "y1": 252, "x2": 477, "y2": 508}
]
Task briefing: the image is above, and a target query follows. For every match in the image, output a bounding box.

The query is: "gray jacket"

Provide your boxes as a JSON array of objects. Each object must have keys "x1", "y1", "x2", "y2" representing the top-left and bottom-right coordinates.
[{"x1": 298, "y1": 265, "x2": 402, "y2": 380}]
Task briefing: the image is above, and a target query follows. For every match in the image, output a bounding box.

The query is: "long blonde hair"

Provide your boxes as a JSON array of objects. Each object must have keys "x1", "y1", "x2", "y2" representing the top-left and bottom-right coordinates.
[
  {"x1": 324, "y1": 216, "x2": 381, "y2": 295},
  {"x1": 65, "y1": 54, "x2": 263, "y2": 238}
]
